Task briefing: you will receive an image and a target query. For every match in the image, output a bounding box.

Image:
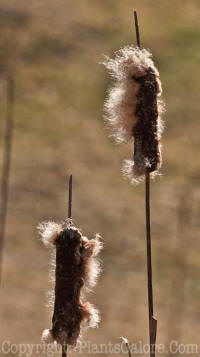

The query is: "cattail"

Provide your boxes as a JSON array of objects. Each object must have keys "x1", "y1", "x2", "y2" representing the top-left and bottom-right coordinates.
[
  {"x1": 39, "y1": 220, "x2": 103, "y2": 346},
  {"x1": 103, "y1": 11, "x2": 164, "y2": 357},
  {"x1": 103, "y1": 46, "x2": 164, "y2": 183}
]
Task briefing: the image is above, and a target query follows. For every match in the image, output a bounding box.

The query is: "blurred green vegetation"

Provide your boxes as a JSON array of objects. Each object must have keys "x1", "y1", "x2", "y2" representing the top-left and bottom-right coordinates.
[{"x1": 0, "y1": 1, "x2": 200, "y2": 356}]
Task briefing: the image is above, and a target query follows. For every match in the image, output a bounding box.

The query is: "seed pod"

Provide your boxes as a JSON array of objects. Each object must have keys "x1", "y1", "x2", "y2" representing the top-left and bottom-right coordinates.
[
  {"x1": 38, "y1": 221, "x2": 103, "y2": 346},
  {"x1": 103, "y1": 46, "x2": 164, "y2": 183}
]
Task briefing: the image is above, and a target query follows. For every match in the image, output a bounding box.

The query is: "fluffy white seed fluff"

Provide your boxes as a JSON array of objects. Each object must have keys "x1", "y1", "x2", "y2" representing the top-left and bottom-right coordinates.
[
  {"x1": 123, "y1": 159, "x2": 161, "y2": 185},
  {"x1": 121, "y1": 336, "x2": 129, "y2": 344},
  {"x1": 87, "y1": 303, "x2": 100, "y2": 328},
  {"x1": 38, "y1": 221, "x2": 63, "y2": 247},
  {"x1": 85, "y1": 235, "x2": 103, "y2": 289},
  {"x1": 103, "y1": 46, "x2": 162, "y2": 143},
  {"x1": 91, "y1": 234, "x2": 104, "y2": 257},
  {"x1": 82, "y1": 302, "x2": 100, "y2": 329},
  {"x1": 41, "y1": 329, "x2": 54, "y2": 344}
]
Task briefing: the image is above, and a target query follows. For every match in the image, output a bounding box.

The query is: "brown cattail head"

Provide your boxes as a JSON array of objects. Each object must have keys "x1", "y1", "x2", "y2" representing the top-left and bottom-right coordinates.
[
  {"x1": 38, "y1": 221, "x2": 103, "y2": 346},
  {"x1": 103, "y1": 46, "x2": 164, "y2": 184}
]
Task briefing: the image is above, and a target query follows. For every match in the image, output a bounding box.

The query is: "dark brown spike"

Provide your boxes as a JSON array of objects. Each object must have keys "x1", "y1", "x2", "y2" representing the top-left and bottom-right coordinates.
[
  {"x1": 68, "y1": 174, "x2": 73, "y2": 219},
  {"x1": 133, "y1": 10, "x2": 141, "y2": 49}
]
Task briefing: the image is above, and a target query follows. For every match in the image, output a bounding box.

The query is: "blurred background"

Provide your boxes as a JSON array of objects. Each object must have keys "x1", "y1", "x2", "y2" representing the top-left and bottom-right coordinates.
[{"x1": 0, "y1": 0, "x2": 200, "y2": 356}]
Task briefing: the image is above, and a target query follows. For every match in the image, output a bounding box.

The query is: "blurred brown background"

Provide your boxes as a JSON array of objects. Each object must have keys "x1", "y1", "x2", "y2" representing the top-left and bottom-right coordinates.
[{"x1": 0, "y1": 1, "x2": 200, "y2": 356}]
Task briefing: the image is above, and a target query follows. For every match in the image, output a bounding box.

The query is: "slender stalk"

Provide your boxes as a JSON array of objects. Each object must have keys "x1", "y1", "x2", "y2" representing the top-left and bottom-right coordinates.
[
  {"x1": 61, "y1": 175, "x2": 73, "y2": 357},
  {"x1": 62, "y1": 344, "x2": 67, "y2": 357},
  {"x1": 0, "y1": 76, "x2": 14, "y2": 285},
  {"x1": 145, "y1": 171, "x2": 153, "y2": 319},
  {"x1": 68, "y1": 174, "x2": 73, "y2": 219},
  {"x1": 133, "y1": 10, "x2": 141, "y2": 49},
  {"x1": 133, "y1": 11, "x2": 157, "y2": 357},
  {"x1": 122, "y1": 337, "x2": 132, "y2": 357},
  {"x1": 145, "y1": 171, "x2": 157, "y2": 357}
]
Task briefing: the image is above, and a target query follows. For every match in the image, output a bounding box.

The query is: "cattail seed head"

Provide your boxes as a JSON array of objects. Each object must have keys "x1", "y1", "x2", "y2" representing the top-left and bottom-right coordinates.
[
  {"x1": 38, "y1": 221, "x2": 103, "y2": 346},
  {"x1": 103, "y1": 46, "x2": 164, "y2": 183}
]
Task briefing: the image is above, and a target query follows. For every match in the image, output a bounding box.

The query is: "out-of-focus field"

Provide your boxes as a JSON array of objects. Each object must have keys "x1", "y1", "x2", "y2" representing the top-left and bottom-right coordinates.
[{"x1": 0, "y1": 1, "x2": 200, "y2": 356}]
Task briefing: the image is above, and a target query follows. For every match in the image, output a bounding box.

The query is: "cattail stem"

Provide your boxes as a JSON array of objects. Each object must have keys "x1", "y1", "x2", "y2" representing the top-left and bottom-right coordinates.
[
  {"x1": 133, "y1": 11, "x2": 157, "y2": 357},
  {"x1": 0, "y1": 76, "x2": 14, "y2": 286},
  {"x1": 145, "y1": 170, "x2": 157, "y2": 357},
  {"x1": 123, "y1": 338, "x2": 132, "y2": 357},
  {"x1": 62, "y1": 344, "x2": 67, "y2": 357},
  {"x1": 145, "y1": 170, "x2": 153, "y2": 320},
  {"x1": 61, "y1": 175, "x2": 72, "y2": 357},
  {"x1": 68, "y1": 174, "x2": 73, "y2": 219}
]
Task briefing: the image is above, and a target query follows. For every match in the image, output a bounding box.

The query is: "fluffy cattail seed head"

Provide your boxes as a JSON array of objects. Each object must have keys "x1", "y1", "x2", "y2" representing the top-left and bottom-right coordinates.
[
  {"x1": 103, "y1": 46, "x2": 164, "y2": 183},
  {"x1": 38, "y1": 221, "x2": 103, "y2": 346}
]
